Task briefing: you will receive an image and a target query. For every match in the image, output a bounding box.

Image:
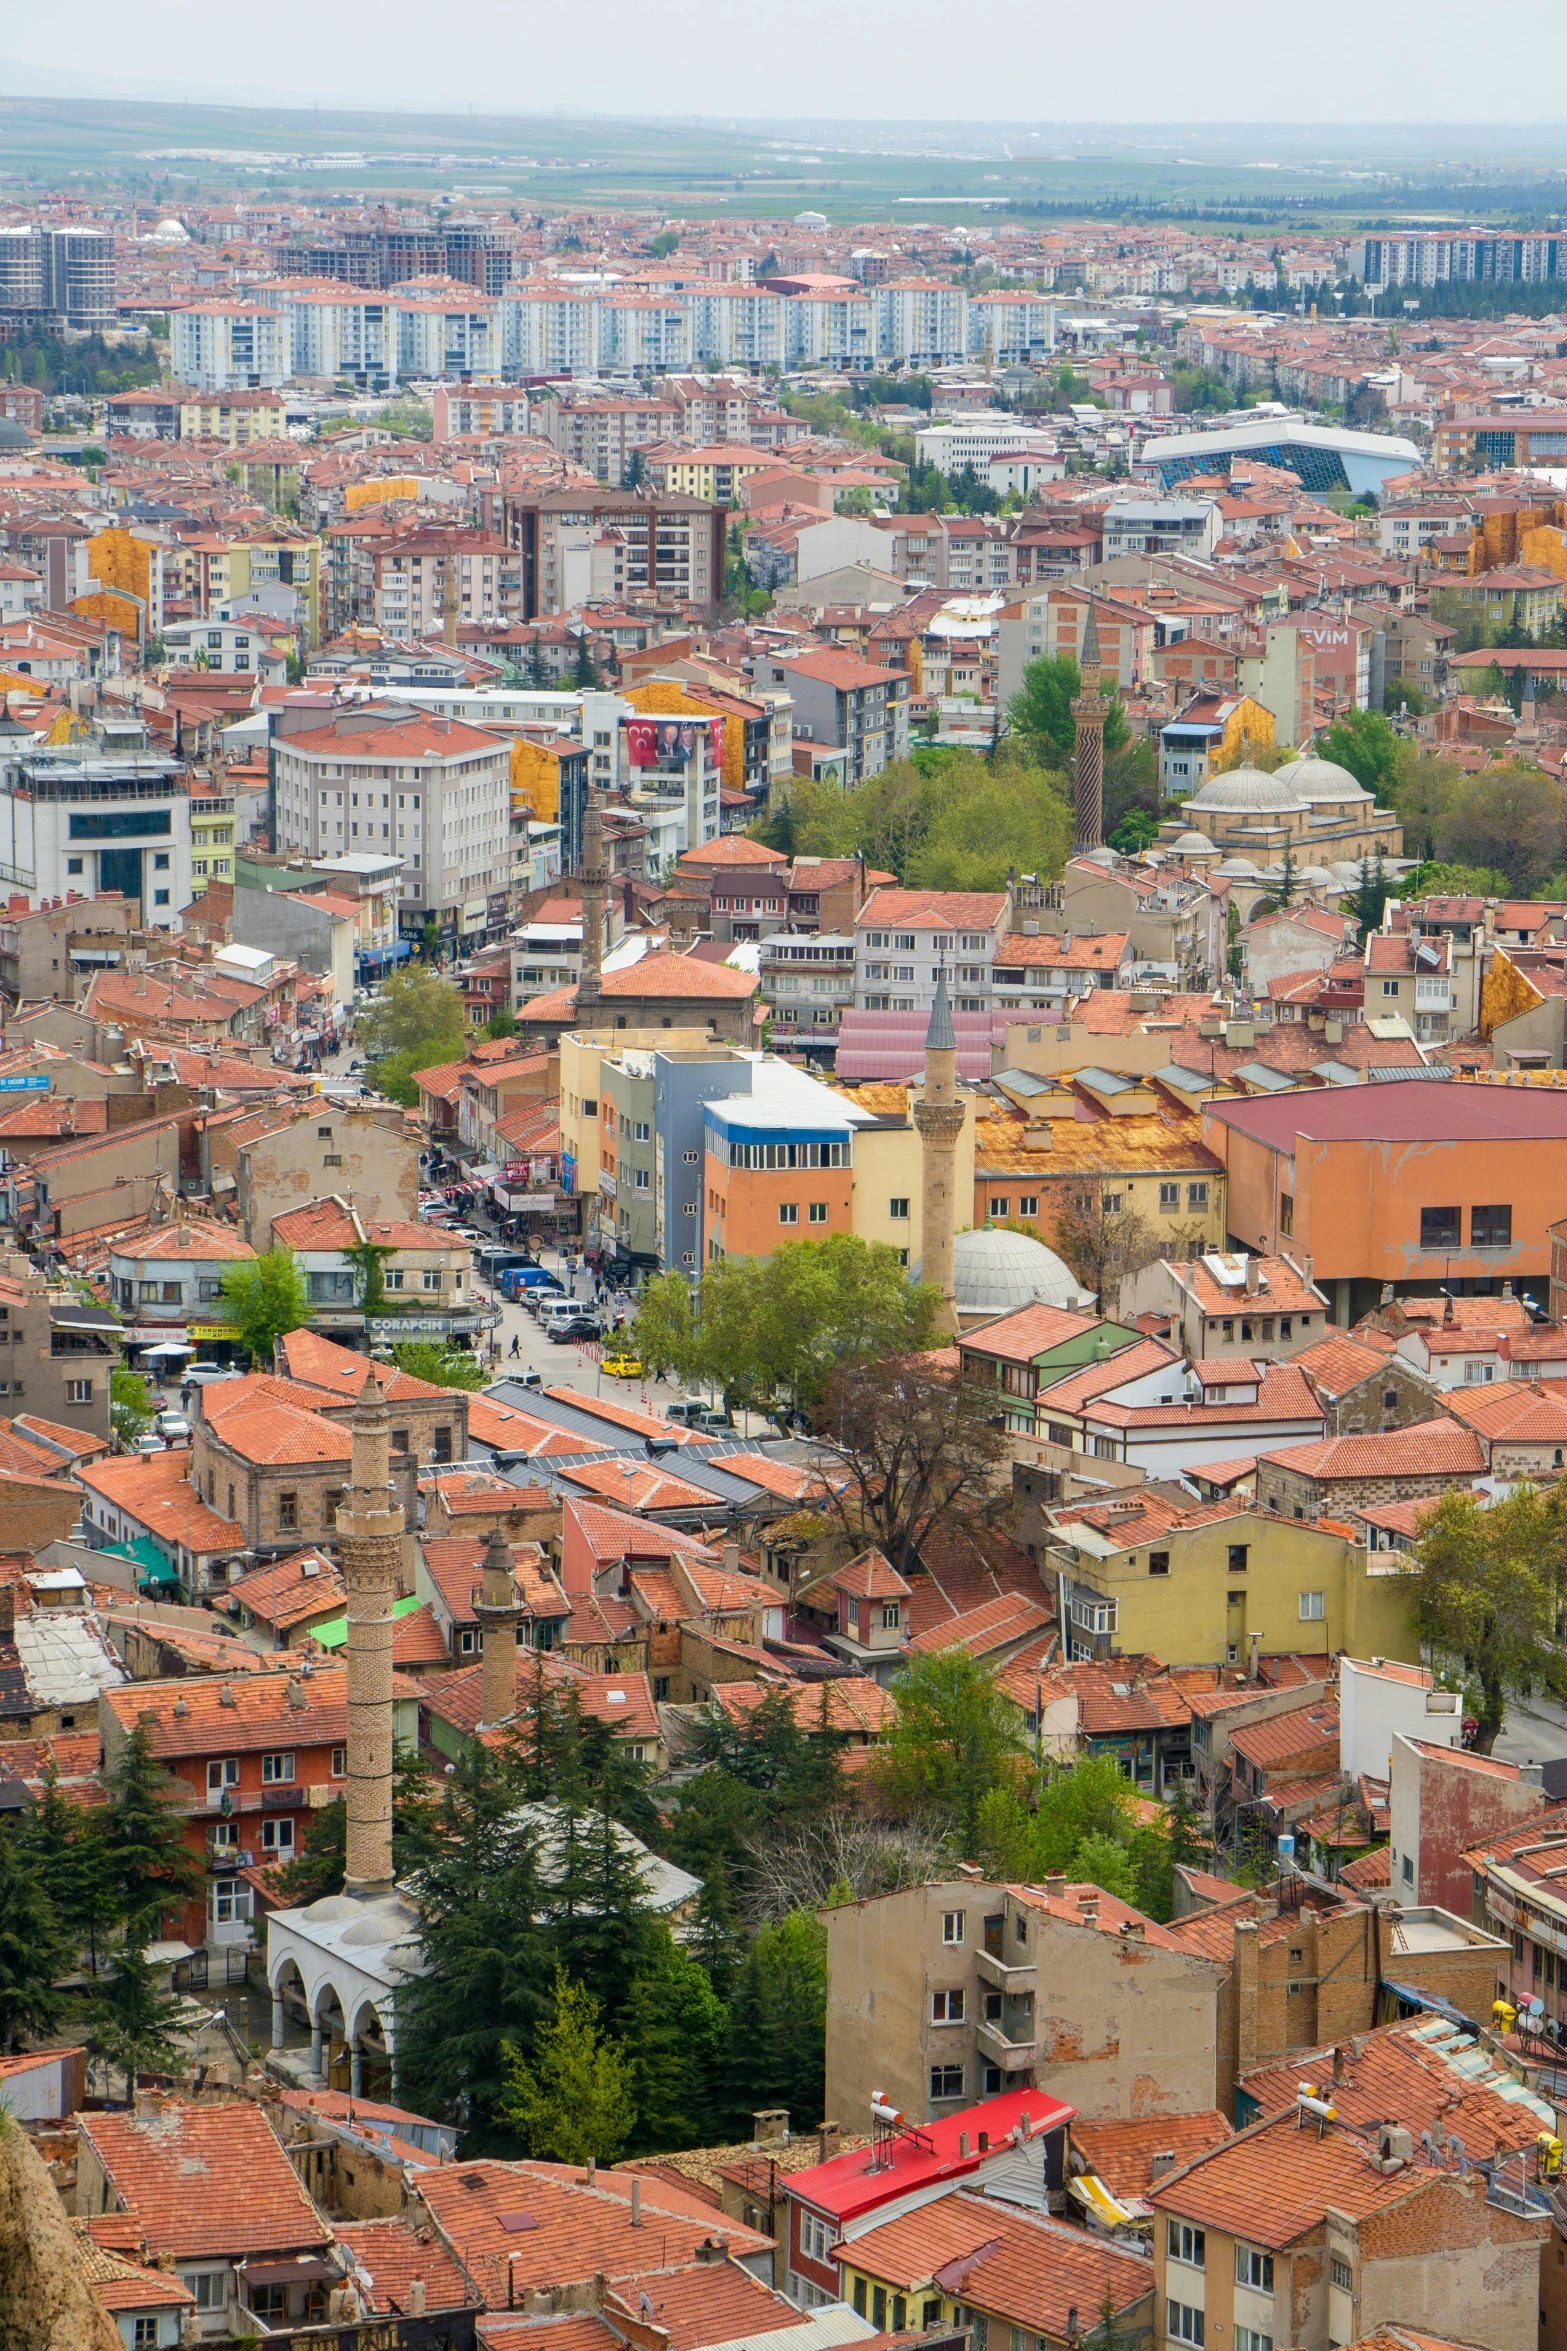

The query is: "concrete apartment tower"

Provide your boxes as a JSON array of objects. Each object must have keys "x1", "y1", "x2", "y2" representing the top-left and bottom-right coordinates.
[
  {"x1": 475, "y1": 1523, "x2": 521, "y2": 1730},
  {"x1": 336, "y1": 1368, "x2": 405, "y2": 1897},
  {"x1": 1071, "y1": 601, "x2": 1108, "y2": 854},
  {"x1": 577, "y1": 783, "x2": 607, "y2": 1009},
  {"x1": 913, "y1": 968, "x2": 964, "y2": 1338}
]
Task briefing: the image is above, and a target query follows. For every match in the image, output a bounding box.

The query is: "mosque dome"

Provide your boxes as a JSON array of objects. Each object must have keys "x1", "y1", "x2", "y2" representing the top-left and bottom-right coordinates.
[
  {"x1": 151, "y1": 218, "x2": 191, "y2": 243},
  {"x1": 1216, "y1": 856, "x2": 1264, "y2": 877},
  {"x1": 1171, "y1": 829, "x2": 1218, "y2": 856},
  {"x1": 916, "y1": 1226, "x2": 1094, "y2": 1320},
  {"x1": 1274, "y1": 755, "x2": 1372, "y2": 806},
  {"x1": 0, "y1": 419, "x2": 32, "y2": 451},
  {"x1": 1187, "y1": 765, "x2": 1307, "y2": 816}
]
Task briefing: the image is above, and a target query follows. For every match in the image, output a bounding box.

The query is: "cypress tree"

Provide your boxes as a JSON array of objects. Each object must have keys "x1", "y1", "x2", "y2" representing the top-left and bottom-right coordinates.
[
  {"x1": 0, "y1": 1827, "x2": 70, "y2": 2053},
  {"x1": 101, "y1": 1724, "x2": 202, "y2": 1945}
]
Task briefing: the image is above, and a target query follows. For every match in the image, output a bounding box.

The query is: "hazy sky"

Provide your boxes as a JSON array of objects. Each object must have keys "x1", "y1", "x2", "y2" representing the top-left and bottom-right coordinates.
[{"x1": 7, "y1": 0, "x2": 1567, "y2": 125}]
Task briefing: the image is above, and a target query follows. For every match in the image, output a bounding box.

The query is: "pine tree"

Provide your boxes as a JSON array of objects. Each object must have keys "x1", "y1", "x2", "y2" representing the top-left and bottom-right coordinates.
[
  {"x1": 22, "y1": 1766, "x2": 116, "y2": 1975},
  {"x1": 543, "y1": 1792, "x2": 654, "y2": 2033},
  {"x1": 101, "y1": 1724, "x2": 203, "y2": 1945},
  {"x1": 1277, "y1": 843, "x2": 1298, "y2": 908},
  {"x1": 88, "y1": 1943, "x2": 187, "y2": 2104},
  {"x1": 499, "y1": 1965, "x2": 635, "y2": 2164},
  {"x1": 724, "y1": 1910, "x2": 826, "y2": 2137},
  {"x1": 620, "y1": 1925, "x2": 731, "y2": 2154},
  {"x1": 0, "y1": 1828, "x2": 70, "y2": 2053}
]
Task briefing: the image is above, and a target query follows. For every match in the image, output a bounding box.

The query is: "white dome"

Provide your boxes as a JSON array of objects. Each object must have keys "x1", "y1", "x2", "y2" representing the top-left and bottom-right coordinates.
[
  {"x1": 1171, "y1": 829, "x2": 1217, "y2": 854},
  {"x1": 1217, "y1": 856, "x2": 1264, "y2": 876},
  {"x1": 151, "y1": 218, "x2": 191, "y2": 242},
  {"x1": 917, "y1": 1226, "x2": 1093, "y2": 1320},
  {"x1": 1188, "y1": 764, "x2": 1306, "y2": 816},
  {"x1": 1299, "y1": 865, "x2": 1337, "y2": 886},
  {"x1": 1275, "y1": 755, "x2": 1371, "y2": 806}
]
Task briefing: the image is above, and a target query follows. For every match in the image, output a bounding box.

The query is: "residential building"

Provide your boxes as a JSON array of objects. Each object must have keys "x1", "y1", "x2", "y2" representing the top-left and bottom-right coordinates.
[
  {"x1": 108, "y1": 1219, "x2": 257, "y2": 1355},
  {"x1": 0, "y1": 225, "x2": 114, "y2": 329},
  {"x1": 1388, "y1": 1735, "x2": 1548, "y2": 1914},
  {"x1": 497, "y1": 485, "x2": 725, "y2": 618},
  {"x1": 169, "y1": 302, "x2": 290, "y2": 392},
  {"x1": 749, "y1": 648, "x2": 911, "y2": 787},
  {"x1": 269, "y1": 708, "x2": 513, "y2": 948},
  {"x1": 269, "y1": 1198, "x2": 478, "y2": 1348},
  {"x1": 835, "y1": 2189, "x2": 1153, "y2": 2349},
  {"x1": 824, "y1": 1877, "x2": 1224, "y2": 2128},
  {"x1": 1120, "y1": 1252, "x2": 1329, "y2": 1361},
  {"x1": 854, "y1": 888, "x2": 1008, "y2": 1018},
  {"x1": 1253, "y1": 1421, "x2": 1487, "y2": 1522}
]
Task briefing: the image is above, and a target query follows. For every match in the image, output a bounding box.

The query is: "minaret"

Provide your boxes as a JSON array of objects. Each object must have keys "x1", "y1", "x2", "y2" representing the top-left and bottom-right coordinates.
[
  {"x1": 440, "y1": 549, "x2": 459, "y2": 650},
  {"x1": 475, "y1": 1523, "x2": 521, "y2": 1731},
  {"x1": 1071, "y1": 601, "x2": 1108, "y2": 855},
  {"x1": 913, "y1": 968, "x2": 965, "y2": 1340},
  {"x1": 335, "y1": 1369, "x2": 405, "y2": 1897},
  {"x1": 577, "y1": 784, "x2": 606, "y2": 1012}
]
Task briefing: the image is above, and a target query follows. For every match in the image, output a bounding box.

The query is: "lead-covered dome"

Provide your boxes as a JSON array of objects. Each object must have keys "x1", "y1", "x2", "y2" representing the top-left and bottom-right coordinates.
[
  {"x1": 1187, "y1": 765, "x2": 1307, "y2": 815},
  {"x1": 915, "y1": 1226, "x2": 1095, "y2": 1320},
  {"x1": 1275, "y1": 755, "x2": 1372, "y2": 805}
]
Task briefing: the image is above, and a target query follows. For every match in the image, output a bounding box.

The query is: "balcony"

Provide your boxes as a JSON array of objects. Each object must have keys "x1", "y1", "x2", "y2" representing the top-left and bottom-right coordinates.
[
  {"x1": 976, "y1": 2018, "x2": 1037, "y2": 2069},
  {"x1": 975, "y1": 1948, "x2": 1037, "y2": 1994}
]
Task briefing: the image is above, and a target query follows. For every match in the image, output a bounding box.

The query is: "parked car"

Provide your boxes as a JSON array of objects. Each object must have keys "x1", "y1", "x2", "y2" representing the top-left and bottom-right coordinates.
[
  {"x1": 133, "y1": 1432, "x2": 164, "y2": 1454},
  {"x1": 549, "y1": 1317, "x2": 601, "y2": 1344},
  {"x1": 155, "y1": 1411, "x2": 191, "y2": 1442},
  {"x1": 184, "y1": 1364, "x2": 243, "y2": 1388},
  {"x1": 600, "y1": 1354, "x2": 643, "y2": 1380}
]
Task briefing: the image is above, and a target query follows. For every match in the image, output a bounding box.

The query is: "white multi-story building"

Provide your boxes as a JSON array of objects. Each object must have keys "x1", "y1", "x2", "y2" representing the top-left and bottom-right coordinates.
[
  {"x1": 394, "y1": 294, "x2": 499, "y2": 384},
  {"x1": 502, "y1": 285, "x2": 607, "y2": 377},
  {"x1": 271, "y1": 287, "x2": 398, "y2": 390},
  {"x1": 853, "y1": 886, "x2": 1010, "y2": 1016},
  {"x1": 914, "y1": 414, "x2": 1063, "y2": 474},
  {"x1": 969, "y1": 290, "x2": 1057, "y2": 365},
  {"x1": 0, "y1": 746, "x2": 193, "y2": 926},
  {"x1": 580, "y1": 690, "x2": 722, "y2": 875},
  {"x1": 270, "y1": 710, "x2": 513, "y2": 947},
  {"x1": 873, "y1": 282, "x2": 970, "y2": 368},
  {"x1": 169, "y1": 303, "x2": 289, "y2": 392}
]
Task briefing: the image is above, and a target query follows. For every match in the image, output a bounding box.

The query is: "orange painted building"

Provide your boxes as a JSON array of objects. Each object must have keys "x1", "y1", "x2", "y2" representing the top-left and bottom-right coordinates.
[
  {"x1": 1203, "y1": 1079, "x2": 1567, "y2": 1324},
  {"x1": 703, "y1": 1097, "x2": 855, "y2": 1261}
]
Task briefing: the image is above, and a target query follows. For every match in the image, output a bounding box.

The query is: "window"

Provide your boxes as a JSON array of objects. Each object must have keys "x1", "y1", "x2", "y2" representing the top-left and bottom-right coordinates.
[
  {"x1": 779, "y1": 1203, "x2": 799, "y2": 1225},
  {"x1": 1159, "y1": 1182, "x2": 1180, "y2": 1210},
  {"x1": 206, "y1": 1758, "x2": 239, "y2": 1794},
  {"x1": 942, "y1": 1910, "x2": 965, "y2": 1944},
  {"x1": 1236, "y1": 2248, "x2": 1274, "y2": 2292},
  {"x1": 882, "y1": 1602, "x2": 900, "y2": 1628},
  {"x1": 182, "y1": 2275, "x2": 225, "y2": 2310},
  {"x1": 1149, "y1": 1550, "x2": 1170, "y2": 1576},
  {"x1": 1236, "y1": 2333, "x2": 1273, "y2": 2351},
  {"x1": 422, "y1": 1269, "x2": 443, "y2": 1291},
  {"x1": 800, "y1": 2211, "x2": 834, "y2": 2265},
  {"x1": 808, "y1": 1202, "x2": 828, "y2": 1224},
  {"x1": 929, "y1": 2064, "x2": 964, "y2": 2100},
  {"x1": 65, "y1": 1380, "x2": 92, "y2": 1404},
  {"x1": 1018, "y1": 1196, "x2": 1039, "y2": 1218},
  {"x1": 1187, "y1": 1182, "x2": 1209, "y2": 1211},
  {"x1": 1420, "y1": 1205, "x2": 1461, "y2": 1249},
  {"x1": 260, "y1": 1817, "x2": 295, "y2": 1854},
  {"x1": 931, "y1": 1988, "x2": 966, "y2": 2022},
  {"x1": 889, "y1": 1198, "x2": 910, "y2": 1220},
  {"x1": 1167, "y1": 2305, "x2": 1204, "y2": 2347},
  {"x1": 1299, "y1": 1590, "x2": 1325, "y2": 1621},
  {"x1": 1471, "y1": 1204, "x2": 1511, "y2": 1248},
  {"x1": 1329, "y1": 2258, "x2": 1353, "y2": 2293},
  {"x1": 261, "y1": 1751, "x2": 295, "y2": 1784},
  {"x1": 432, "y1": 1427, "x2": 453, "y2": 1463},
  {"x1": 133, "y1": 2317, "x2": 161, "y2": 2348},
  {"x1": 991, "y1": 1198, "x2": 1010, "y2": 1219},
  {"x1": 1168, "y1": 2223, "x2": 1205, "y2": 2269},
  {"x1": 331, "y1": 1745, "x2": 347, "y2": 1778},
  {"x1": 853, "y1": 2280, "x2": 867, "y2": 2319},
  {"x1": 277, "y1": 1492, "x2": 298, "y2": 1531},
  {"x1": 1279, "y1": 1192, "x2": 1293, "y2": 1236},
  {"x1": 1228, "y1": 1544, "x2": 1249, "y2": 1574},
  {"x1": 458, "y1": 1627, "x2": 478, "y2": 1656}
]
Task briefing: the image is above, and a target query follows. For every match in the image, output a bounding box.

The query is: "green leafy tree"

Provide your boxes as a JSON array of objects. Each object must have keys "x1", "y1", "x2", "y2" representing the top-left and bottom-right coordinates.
[
  {"x1": 385, "y1": 1340, "x2": 487, "y2": 1389},
  {"x1": 724, "y1": 1910, "x2": 827, "y2": 2137},
  {"x1": 1008, "y1": 653, "x2": 1129, "y2": 767},
  {"x1": 1314, "y1": 709, "x2": 1401, "y2": 804},
  {"x1": 621, "y1": 1926, "x2": 731, "y2": 2152},
  {"x1": 89, "y1": 1944, "x2": 187, "y2": 2105},
  {"x1": 875, "y1": 1651, "x2": 1025, "y2": 1838},
  {"x1": 1109, "y1": 808, "x2": 1160, "y2": 855},
  {"x1": 345, "y1": 1238, "x2": 398, "y2": 1318},
  {"x1": 499, "y1": 1964, "x2": 636, "y2": 2163},
  {"x1": 627, "y1": 1270, "x2": 697, "y2": 1384},
  {"x1": 572, "y1": 638, "x2": 604, "y2": 690},
  {"x1": 1401, "y1": 1485, "x2": 1567, "y2": 1752},
  {"x1": 1350, "y1": 852, "x2": 1390, "y2": 942},
  {"x1": 1403, "y1": 860, "x2": 1508, "y2": 899},
  {"x1": 357, "y1": 967, "x2": 466, "y2": 1101},
  {"x1": 1444, "y1": 764, "x2": 1567, "y2": 896},
  {"x1": 1276, "y1": 843, "x2": 1299, "y2": 908},
  {"x1": 0, "y1": 1829, "x2": 71, "y2": 2053},
  {"x1": 688, "y1": 1686, "x2": 841, "y2": 1811},
  {"x1": 110, "y1": 1368, "x2": 154, "y2": 1446},
  {"x1": 906, "y1": 751, "x2": 1071, "y2": 891},
  {"x1": 485, "y1": 1004, "x2": 517, "y2": 1040},
  {"x1": 220, "y1": 1248, "x2": 306, "y2": 1369},
  {"x1": 101, "y1": 1724, "x2": 203, "y2": 1945},
  {"x1": 1071, "y1": 1831, "x2": 1139, "y2": 1904}
]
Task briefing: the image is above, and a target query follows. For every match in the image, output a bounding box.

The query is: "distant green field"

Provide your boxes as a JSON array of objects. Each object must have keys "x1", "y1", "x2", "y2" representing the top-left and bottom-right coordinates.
[{"x1": 4, "y1": 94, "x2": 1567, "y2": 227}]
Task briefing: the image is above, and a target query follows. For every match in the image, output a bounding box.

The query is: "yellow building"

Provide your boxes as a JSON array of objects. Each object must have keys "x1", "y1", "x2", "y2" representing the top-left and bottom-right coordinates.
[
  {"x1": 831, "y1": 1079, "x2": 977, "y2": 1274},
  {"x1": 1047, "y1": 1501, "x2": 1419, "y2": 1671},
  {"x1": 189, "y1": 783, "x2": 236, "y2": 898},
  {"x1": 656, "y1": 445, "x2": 775, "y2": 505},
  {"x1": 178, "y1": 392, "x2": 288, "y2": 447},
  {"x1": 973, "y1": 1083, "x2": 1227, "y2": 1260}
]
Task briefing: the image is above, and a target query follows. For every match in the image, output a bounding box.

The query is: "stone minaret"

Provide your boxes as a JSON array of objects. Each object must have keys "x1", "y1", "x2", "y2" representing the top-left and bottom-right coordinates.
[
  {"x1": 475, "y1": 1523, "x2": 521, "y2": 1730},
  {"x1": 913, "y1": 968, "x2": 964, "y2": 1340},
  {"x1": 440, "y1": 549, "x2": 459, "y2": 650},
  {"x1": 1071, "y1": 601, "x2": 1108, "y2": 854},
  {"x1": 336, "y1": 1369, "x2": 405, "y2": 1897},
  {"x1": 577, "y1": 784, "x2": 607, "y2": 1011}
]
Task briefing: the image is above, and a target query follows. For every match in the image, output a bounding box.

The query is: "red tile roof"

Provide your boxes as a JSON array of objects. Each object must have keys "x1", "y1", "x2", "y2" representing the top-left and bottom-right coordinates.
[
  {"x1": 832, "y1": 2189, "x2": 1150, "y2": 2331},
  {"x1": 332, "y1": 2217, "x2": 475, "y2": 2316},
  {"x1": 1258, "y1": 1421, "x2": 1485, "y2": 1480},
  {"x1": 78, "y1": 2098, "x2": 331, "y2": 2262}
]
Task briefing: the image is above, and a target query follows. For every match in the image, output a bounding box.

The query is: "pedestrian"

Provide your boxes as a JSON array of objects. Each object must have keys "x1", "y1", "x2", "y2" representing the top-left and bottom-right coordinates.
[{"x1": 509, "y1": 1333, "x2": 522, "y2": 1359}]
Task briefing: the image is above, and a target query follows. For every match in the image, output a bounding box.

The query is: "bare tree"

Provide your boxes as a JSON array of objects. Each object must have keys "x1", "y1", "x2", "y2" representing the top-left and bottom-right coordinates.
[
  {"x1": 1051, "y1": 1189, "x2": 1158, "y2": 1315},
  {"x1": 814, "y1": 1354, "x2": 1012, "y2": 1578},
  {"x1": 745, "y1": 1811, "x2": 955, "y2": 1927}
]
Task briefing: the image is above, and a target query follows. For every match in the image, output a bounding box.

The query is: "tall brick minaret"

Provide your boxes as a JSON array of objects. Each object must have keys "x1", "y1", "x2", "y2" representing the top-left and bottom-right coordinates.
[
  {"x1": 913, "y1": 968, "x2": 964, "y2": 1340},
  {"x1": 1071, "y1": 601, "x2": 1108, "y2": 855},
  {"x1": 336, "y1": 1369, "x2": 404, "y2": 1897},
  {"x1": 577, "y1": 784, "x2": 606, "y2": 1011},
  {"x1": 475, "y1": 1523, "x2": 521, "y2": 1730}
]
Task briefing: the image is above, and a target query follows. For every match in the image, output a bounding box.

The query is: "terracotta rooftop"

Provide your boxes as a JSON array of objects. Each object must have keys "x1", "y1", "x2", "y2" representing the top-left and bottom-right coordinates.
[{"x1": 77, "y1": 2098, "x2": 332, "y2": 2262}]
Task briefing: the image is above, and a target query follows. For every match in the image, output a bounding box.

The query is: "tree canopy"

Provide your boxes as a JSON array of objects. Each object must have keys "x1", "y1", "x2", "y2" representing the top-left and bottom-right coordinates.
[
  {"x1": 220, "y1": 1248, "x2": 306, "y2": 1369},
  {"x1": 357, "y1": 967, "x2": 467, "y2": 1104},
  {"x1": 1007, "y1": 653, "x2": 1130, "y2": 768},
  {"x1": 1401, "y1": 1485, "x2": 1567, "y2": 1751},
  {"x1": 755, "y1": 748, "x2": 1071, "y2": 892}
]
